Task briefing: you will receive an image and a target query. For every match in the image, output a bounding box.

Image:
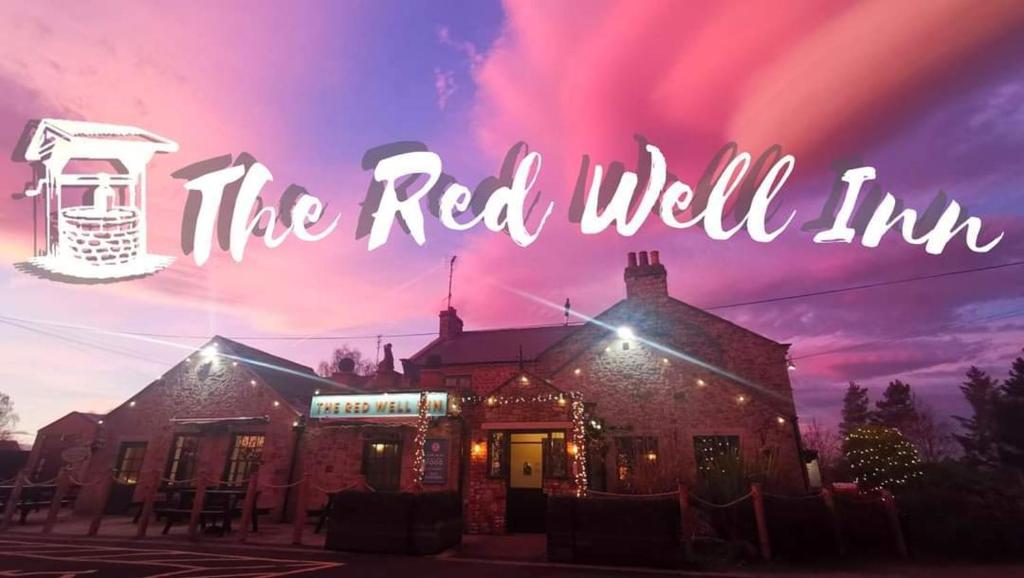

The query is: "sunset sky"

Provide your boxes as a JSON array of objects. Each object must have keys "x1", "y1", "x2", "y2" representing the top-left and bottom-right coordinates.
[{"x1": 1, "y1": 0, "x2": 1022, "y2": 444}]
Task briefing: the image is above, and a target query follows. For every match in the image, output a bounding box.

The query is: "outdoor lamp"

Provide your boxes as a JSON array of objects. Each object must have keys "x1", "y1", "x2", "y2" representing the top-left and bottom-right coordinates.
[{"x1": 616, "y1": 326, "x2": 635, "y2": 340}]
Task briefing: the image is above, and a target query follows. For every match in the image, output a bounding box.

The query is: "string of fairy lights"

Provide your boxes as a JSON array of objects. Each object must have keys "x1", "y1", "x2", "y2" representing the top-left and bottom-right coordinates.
[{"x1": 844, "y1": 426, "x2": 923, "y2": 489}]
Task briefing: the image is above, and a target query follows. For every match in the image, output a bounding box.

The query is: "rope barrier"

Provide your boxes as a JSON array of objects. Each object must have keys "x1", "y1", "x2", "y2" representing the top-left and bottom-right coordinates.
[
  {"x1": 586, "y1": 489, "x2": 681, "y2": 498},
  {"x1": 763, "y1": 491, "x2": 825, "y2": 501},
  {"x1": 689, "y1": 492, "x2": 752, "y2": 508},
  {"x1": 314, "y1": 480, "x2": 375, "y2": 494},
  {"x1": 69, "y1": 472, "x2": 112, "y2": 487},
  {"x1": 23, "y1": 476, "x2": 59, "y2": 487},
  {"x1": 260, "y1": 476, "x2": 307, "y2": 490},
  {"x1": 160, "y1": 477, "x2": 198, "y2": 485}
]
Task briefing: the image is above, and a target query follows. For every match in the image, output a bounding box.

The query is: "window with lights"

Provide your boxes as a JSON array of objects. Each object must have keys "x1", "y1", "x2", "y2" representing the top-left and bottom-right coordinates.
[{"x1": 223, "y1": 433, "x2": 265, "y2": 486}]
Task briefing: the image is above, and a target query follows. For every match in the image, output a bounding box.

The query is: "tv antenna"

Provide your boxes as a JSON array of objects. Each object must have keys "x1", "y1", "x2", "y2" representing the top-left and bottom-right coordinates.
[{"x1": 446, "y1": 255, "x2": 457, "y2": 310}]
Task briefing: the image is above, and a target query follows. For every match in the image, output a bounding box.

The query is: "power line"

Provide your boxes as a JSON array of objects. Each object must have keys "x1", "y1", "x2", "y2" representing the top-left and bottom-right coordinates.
[
  {"x1": 705, "y1": 260, "x2": 1024, "y2": 311},
  {"x1": 792, "y1": 307, "x2": 1024, "y2": 362}
]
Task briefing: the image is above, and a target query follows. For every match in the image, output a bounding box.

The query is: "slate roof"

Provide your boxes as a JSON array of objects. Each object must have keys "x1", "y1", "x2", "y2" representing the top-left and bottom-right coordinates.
[
  {"x1": 214, "y1": 336, "x2": 354, "y2": 414},
  {"x1": 408, "y1": 324, "x2": 581, "y2": 366}
]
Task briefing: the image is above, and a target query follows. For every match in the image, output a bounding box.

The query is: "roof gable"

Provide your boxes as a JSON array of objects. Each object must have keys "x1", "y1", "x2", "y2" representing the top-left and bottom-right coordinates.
[{"x1": 409, "y1": 324, "x2": 582, "y2": 366}]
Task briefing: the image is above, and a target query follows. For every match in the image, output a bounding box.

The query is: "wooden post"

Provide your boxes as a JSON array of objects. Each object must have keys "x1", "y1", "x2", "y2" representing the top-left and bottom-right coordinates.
[
  {"x1": 821, "y1": 486, "x2": 845, "y2": 555},
  {"x1": 879, "y1": 489, "x2": 908, "y2": 559},
  {"x1": 0, "y1": 470, "x2": 27, "y2": 533},
  {"x1": 87, "y1": 471, "x2": 115, "y2": 536},
  {"x1": 291, "y1": 477, "x2": 309, "y2": 546},
  {"x1": 135, "y1": 470, "x2": 161, "y2": 539},
  {"x1": 750, "y1": 482, "x2": 771, "y2": 561},
  {"x1": 187, "y1": 473, "x2": 209, "y2": 542},
  {"x1": 237, "y1": 472, "x2": 259, "y2": 543},
  {"x1": 678, "y1": 483, "x2": 693, "y2": 560},
  {"x1": 42, "y1": 468, "x2": 71, "y2": 534}
]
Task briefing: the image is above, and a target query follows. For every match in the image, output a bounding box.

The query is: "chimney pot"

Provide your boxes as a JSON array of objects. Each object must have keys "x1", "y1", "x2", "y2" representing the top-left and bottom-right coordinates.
[
  {"x1": 439, "y1": 308, "x2": 464, "y2": 340},
  {"x1": 623, "y1": 250, "x2": 668, "y2": 301},
  {"x1": 627, "y1": 252, "x2": 637, "y2": 268}
]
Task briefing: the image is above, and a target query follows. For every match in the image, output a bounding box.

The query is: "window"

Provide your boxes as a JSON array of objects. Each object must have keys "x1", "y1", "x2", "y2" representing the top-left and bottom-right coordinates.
[
  {"x1": 693, "y1": 435, "x2": 741, "y2": 476},
  {"x1": 487, "y1": 431, "x2": 507, "y2": 478},
  {"x1": 443, "y1": 375, "x2": 471, "y2": 388},
  {"x1": 544, "y1": 431, "x2": 569, "y2": 478},
  {"x1": 115, "y1": 442, "x2": 147, "y2": 485},
  {"x1": 223, "y1": 434, "x2": 265, "y2": 486},
  {"x1": 165, "y1": 434, "x2": 200, "y2": 485},
  {"x1": 362, "y1": 439, "x2": 402, "y2": 491},
  {"x1": 615, "y1": 436, "x2": 658, "y2": 482}
]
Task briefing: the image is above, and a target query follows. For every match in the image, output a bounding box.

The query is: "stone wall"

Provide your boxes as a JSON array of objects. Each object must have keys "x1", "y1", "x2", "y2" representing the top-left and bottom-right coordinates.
[{"x1": 75, "y1": 353, "x2": 303, "y2": 518}]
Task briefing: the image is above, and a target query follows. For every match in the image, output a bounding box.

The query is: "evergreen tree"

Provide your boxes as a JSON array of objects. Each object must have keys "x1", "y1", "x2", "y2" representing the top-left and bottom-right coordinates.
[
  {"x1": 874, "y1": 379, "x2": 918, "y2": 432},
  {"x1": 844, "y1": 424, "x2": 923, "y2": 490},
  {"x1": 953, "y1": 366, "x2": 1000, "y2": 467},
  {"x1": 840, "y1": 382, "x2": 872, "y2": 437},
  {"x1": 995, "y1": 354, "x2": 1024, "y2": 470}
]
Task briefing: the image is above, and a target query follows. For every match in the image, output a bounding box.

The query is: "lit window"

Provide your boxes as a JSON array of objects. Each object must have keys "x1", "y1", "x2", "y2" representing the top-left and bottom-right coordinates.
[
  {"x1": 223, "y1": 434, "x2": 265, "y2": 486},
  {"x1": 115, "y1": 442, "x2": 147, "y2": 485},
  {"x1": 362, "y1": 438, "x2": 401, "y2": 491}
]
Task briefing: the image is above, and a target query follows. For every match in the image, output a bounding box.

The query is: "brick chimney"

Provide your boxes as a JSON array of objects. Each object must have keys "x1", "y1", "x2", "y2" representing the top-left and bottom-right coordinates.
[
  {"x1": 439, "y1": 308, "x2": 464, "y2": 340},
  {"x1": 624, "y1": 250, "x2": 668, "y2": 300}
]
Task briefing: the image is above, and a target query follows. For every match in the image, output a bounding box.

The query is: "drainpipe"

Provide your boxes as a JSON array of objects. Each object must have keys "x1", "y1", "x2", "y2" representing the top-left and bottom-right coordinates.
[
  {"x1": 789, "y1": 414, "x2": 810, "y2": 491},
  {"x1": 281, "y1": 417, "x2": 306, "y2": 522}
]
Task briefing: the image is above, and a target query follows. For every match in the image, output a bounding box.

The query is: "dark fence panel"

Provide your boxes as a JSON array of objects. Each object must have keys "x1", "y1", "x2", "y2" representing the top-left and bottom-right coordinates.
[
  {"x1": 764, "y1": 495, "x2": 839, "y2": 561},
  {"x1": 325, "y1": 491, "x2": 461, "y2": 555},
  {"x1": 833, "y1": 494, "x2": 898, "y2": 557},
  {"x1": 548, "y1": 495, "x2": 681, "y2": 568}
]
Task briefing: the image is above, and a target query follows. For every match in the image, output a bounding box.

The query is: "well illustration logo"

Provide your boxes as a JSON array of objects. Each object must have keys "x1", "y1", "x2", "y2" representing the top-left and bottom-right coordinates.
[{"x1": 15, "y1": 119, "x2": 177, "y2": 282}]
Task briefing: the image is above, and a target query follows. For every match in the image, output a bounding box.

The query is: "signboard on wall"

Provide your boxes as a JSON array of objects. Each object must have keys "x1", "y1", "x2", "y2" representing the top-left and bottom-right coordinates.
[
  {"x1": 309, "y1": 392, "x2": 448, "y2": 420},
  {"x1": 422, "y1": 438, "x2": 448, "y2": 485}
]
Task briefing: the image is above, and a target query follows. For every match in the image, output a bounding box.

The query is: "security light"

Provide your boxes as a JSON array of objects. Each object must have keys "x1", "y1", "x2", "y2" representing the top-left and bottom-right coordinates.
[{"x1": 616, "y1": 326, "x2": 635, "y2": 340}]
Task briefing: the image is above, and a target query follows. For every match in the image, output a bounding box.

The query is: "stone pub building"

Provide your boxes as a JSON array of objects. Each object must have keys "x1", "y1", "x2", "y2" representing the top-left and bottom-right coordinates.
[{"x1": 41, "y1": 250, "x2": 805, "y2": 535}]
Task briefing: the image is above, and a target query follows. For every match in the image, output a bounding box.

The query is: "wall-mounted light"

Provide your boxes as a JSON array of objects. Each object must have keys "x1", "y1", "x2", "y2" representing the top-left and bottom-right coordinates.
[
  {"x1": 272, "y1": 400, "x2": 280, "y2": 407},
  {"x1": 662, "y1": 358, "x2": 669, "y2": 364},
  {"x1": 776, "y1": 416, "x2": 787, "y2": 425},
  {"x1": 471, "y1": 441, "x2": 485, "y2": 458},
  {"x1": 314, "y1": 389, "x2": 320, "y2": 395},
  {"x1": 250, "y1": 380, "x2": 257, "y2": 386},
  {"x1": 557, "y1": 396, "x2": 567, "y2": 406},
  {"x1": 695, "y1": 378, "x2": 706, "y2": 387},
  {"x1": 128, "y1": 400, "x2": 136, "y2": 407},
  {"x1": 201, "y1": 344, "x2": 218, "y2": 359},
  {"x1": 616, "y1": 326, "x2": 635, "y2": 340},
  {"x1": 567, "y1": 442, "x2": 578, "y2": 456},
  {"x1": 736, "y1": 394, "x2": 747, "y2": 404},
  {"x1": 519, "y1": 375, "x2": 529, "y2": 385},
  {"x1": 573, "y1": 368, "x2": 581, "y2": 376},
  {"x1": 645, "y1": 451, "x2": 658, "y2": 462}
]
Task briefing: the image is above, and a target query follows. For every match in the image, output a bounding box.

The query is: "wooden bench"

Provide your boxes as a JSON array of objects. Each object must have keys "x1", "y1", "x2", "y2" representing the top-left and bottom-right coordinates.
[
  {"x1": 153, "y1": 487, "x2": 267, "y2": 535},
  {"x1": 307, "y1": 494, "x2": 335, "y2": 534},
  {"x1": 0, "y1": 484, "x2": 76, "y2": 524}
]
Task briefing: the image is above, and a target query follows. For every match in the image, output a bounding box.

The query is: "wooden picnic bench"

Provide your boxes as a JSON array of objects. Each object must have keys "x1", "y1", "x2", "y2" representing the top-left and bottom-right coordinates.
[
  {"x1": 152, "y1": 486, "x2": 268, "y2": 535},
  {"x1": 307, "y1": 494, "x2": 335, "y2": 534},
  {"x1": 0, "y1": 483, "x2": 77, "y2": 524}
]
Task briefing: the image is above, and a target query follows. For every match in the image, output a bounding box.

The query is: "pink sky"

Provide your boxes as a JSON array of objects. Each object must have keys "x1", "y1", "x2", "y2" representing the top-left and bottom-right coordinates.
[{"x1": 1, "y1": 0, "x2": 1022, "y2": 444}]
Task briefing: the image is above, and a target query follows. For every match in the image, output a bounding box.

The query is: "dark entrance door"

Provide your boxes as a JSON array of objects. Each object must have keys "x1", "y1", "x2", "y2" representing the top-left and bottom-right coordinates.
[{"x1": 506, "y1": 433, "x2": 546, "y2": 533}]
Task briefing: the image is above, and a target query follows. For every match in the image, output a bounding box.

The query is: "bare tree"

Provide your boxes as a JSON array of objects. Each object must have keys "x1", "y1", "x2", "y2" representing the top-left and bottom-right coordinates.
[
  {"x1": 801, "y1": 419, "x2": 842, "y2": 480},
  {"x1": 905, "y1": 402, "x2": 957, "y2": 462},
  {"x1": 0, "y1": 392, "x2": 18, "y2": 440},
  {"x1": 317, "y1": 345, "x2": 376, "y2": 377}
]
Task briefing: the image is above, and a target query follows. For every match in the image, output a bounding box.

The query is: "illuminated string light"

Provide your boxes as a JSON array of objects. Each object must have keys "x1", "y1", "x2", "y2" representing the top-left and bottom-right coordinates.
[{"x1": 412, "y1": 391, "x2": 430, "y2": 486}]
